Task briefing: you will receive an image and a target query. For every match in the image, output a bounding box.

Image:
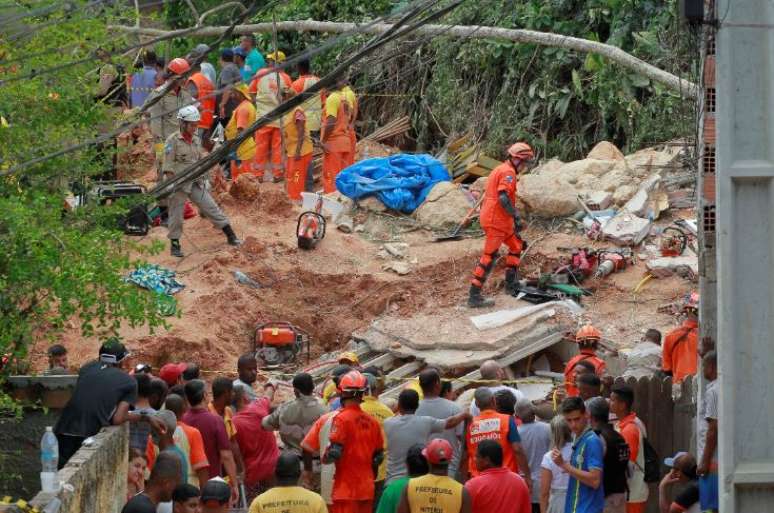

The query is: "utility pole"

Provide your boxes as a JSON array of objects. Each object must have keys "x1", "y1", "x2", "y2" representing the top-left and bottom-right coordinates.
[{"x1": 716, "y1": 0, "x2": 774, "y2": 510}]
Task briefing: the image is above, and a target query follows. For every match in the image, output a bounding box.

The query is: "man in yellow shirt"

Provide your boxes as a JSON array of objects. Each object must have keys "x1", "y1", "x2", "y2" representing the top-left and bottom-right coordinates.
[
  {"x1": 281, "y1": 89, "x2": 314, "y2": 201},
  {"x1": 341, "y1": 81, "x2": 358, "y2": 166},
  {"x1": 224, "y1": 83, "x2": 257, "y2": 181},
  {"x1": 321, "y1": 78, "x2": 353, "y2": 193},
  {"x1": 249, "y1": 450, "x2": 328, "y2": 513},
  {"x1": 398, "y1": 439, "x2": 472, "y2": 513}
]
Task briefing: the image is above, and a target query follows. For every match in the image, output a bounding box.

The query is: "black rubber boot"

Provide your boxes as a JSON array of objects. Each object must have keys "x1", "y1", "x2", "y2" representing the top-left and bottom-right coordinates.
[
  {"x1": 468, "y1": 285, "x2": 495, "y2": 308},
  {"x1": 170, "y1": 239, "x2": 183, "y2": 258},
  {"x1": 505, "y1": 268, "x2": 520, "y2": 295},
  {"x1": 222, "y1": 225, "x2": 242, "y2": 246}
]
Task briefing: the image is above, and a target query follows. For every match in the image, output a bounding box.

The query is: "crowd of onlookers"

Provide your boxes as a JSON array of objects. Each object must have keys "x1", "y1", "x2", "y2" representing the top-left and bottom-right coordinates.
[{"x1": 46, "y1": 313, "x2": 718, "y2": 513}]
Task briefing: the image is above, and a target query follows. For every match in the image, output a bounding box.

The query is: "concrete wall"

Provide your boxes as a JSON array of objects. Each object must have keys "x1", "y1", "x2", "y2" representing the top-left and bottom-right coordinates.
[{"x1": 30, "y1": 425, "x2": 129, "y2": 513}]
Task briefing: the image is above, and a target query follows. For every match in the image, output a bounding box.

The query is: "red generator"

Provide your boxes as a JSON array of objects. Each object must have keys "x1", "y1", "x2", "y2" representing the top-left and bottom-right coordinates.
[{"x1": 254, "y1": 322, "x2": 310, "y2": 368}]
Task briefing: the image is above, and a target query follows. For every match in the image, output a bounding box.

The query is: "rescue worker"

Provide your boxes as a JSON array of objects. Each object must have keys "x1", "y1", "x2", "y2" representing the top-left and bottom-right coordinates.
[
  {"x1": 281, "y1": 88, "x2": 314, "y2": 201},
  {"x1": 468, "y1": 142, "x2": 535, "y2": 308},
  {"x1": 144, "y1": 58, "x2": 194, "y2": 177},
  {"x1": 397, "y1": 439, "x2": 472, "y2": 513},
  {"x1": 662, "y1": 291, "x2": 699, "y2": 383},
  {"x1": 292, "y1": 60, "x2": 324, "y2": 192},
  {"x1": 250, "y1": 51, "x2": 292, "y2": 182},
  {"x1": 186, "y1": 58, "x2": 217, "y2": 150},
  {"x1": 163, "y1": 106, "x2": 242, "y2": 257},
  {"x1": 563, "y1": 324, "x2": 607, "y2": 397},
  {"x1": 321, "y1": 77, "x2": 353, "y2": 193},
  {"x1": 342, "y1": 79, "x2": 358, "y2": 167},
  {"x1": 465, "y1": 388, "x2": 530, "y2": 485},
  {"x1": 224, "y1": 83, "x2": 257, "y2": 181},
  {"x1": 323, "y1": 370, "x2": 385, "y2": 513}
]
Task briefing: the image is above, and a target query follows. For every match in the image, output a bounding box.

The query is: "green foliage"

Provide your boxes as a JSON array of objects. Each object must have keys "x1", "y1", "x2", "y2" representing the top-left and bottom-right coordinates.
[{"x1": 0, "y1": 4, "x2": 166, "y2": 400}]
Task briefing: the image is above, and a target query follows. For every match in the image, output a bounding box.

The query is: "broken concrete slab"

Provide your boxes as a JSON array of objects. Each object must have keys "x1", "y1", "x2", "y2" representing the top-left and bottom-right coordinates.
[
  {"x1": 601, "y1": 212, "x2": 652, "y2": 245},
  {"x1": 383, "y1": 242, "x2": 409, "y2": 259},
  {"x1": 382, "y1": 261, "x2": 410, "y2": 275},
  {"x1": 582, "y1": 191, "x2": 613, "y2": 210},
  {"x1": 622, "y1": 174, "x2": 669, "y2": 220},
  {"x1": 354, "y1": 295, "x2": 569, "y2": 370},
  {"x1": 646, "y1": 254, "x2": 699, "y2": 278},
  {"x1": 470, "y1": 300, "x2": 582, "y2": 330}
]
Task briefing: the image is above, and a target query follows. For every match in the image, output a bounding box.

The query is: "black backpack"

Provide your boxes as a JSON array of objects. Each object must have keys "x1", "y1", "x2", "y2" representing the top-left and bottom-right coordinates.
[{"x1": 637, "y1": 437, "x2": 661, "y2": 483}]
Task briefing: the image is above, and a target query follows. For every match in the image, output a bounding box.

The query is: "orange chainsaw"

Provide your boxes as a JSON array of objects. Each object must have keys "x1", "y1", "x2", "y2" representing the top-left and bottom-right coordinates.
[
  {"x1": 254, "y1": 321, "x2": 310, "y2": 368},
  {"x1": 297, "y1": 195, "x2": 326, "y2": 250}
]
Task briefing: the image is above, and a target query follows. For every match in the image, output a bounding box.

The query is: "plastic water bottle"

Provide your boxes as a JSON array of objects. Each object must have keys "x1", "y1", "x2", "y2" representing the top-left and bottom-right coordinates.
[{"x1": 40, "y1": 426, "x2": 58, "y2": 492}]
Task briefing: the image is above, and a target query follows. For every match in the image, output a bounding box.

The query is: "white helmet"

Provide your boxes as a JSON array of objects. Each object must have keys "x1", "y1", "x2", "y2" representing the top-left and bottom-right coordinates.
[{"x1": 177, "y1": 105, "x2": 201, "y2": 123}]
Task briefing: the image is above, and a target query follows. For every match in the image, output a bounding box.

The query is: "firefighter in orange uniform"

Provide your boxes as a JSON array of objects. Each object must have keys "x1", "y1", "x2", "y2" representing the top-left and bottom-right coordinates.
[
  {"x1": 323, "y1": 370, "x2": 384, "y2": 513},
  {"x1": 662, "y1": 291, "x2": 700, "y2": 383},
  {"x1": 281, "y1": 89, "x2": 314, "y2": 201},
  {"x1": 186, "y1": 60, "x2": 216, "y2": 150},
  {"x1": 468, "y1": 142, "x2": 535, "y2": 308},
  {"x1": 321, "y1": 78, "x2": 353, "y2": 193},
  {"x1": 563, "y1": 324, "x2": 607, "y2": 397}
]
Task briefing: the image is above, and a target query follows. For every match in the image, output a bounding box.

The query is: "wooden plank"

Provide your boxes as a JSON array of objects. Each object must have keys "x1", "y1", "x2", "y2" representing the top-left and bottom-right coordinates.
[
  {"x1": 465, "y1": 165, "x2": 491, "y2": 178},
  {"x1": 453, "y1": 173, "x2": 471, "y2": 184},
  {"x1": 360, "y1": 352, "x2": 398, "y2": 371},
  {"x1": 476, "y1": 154, "x2": 502, "y2": 170},
  {"x1": 386, "y1": 360, "x2": 424, "y2": 379}
]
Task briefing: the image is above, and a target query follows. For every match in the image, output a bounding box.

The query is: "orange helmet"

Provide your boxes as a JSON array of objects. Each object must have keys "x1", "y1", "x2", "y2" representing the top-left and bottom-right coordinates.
[
  {"x1": 575, "y1": 324, "x2": 602, "y2": 342},
  {"x1": 338, "y1": 370, "x2": 367, "y2": 394},
  {"x1": 507, "y1": 142, "x2": 535, "y2": 161},
  {"x1": 167, "y1": 57, "x2": 190, "y2": 76},
  {"x1": 683, "y1": 291, "x2": 699, "y2": 311}
]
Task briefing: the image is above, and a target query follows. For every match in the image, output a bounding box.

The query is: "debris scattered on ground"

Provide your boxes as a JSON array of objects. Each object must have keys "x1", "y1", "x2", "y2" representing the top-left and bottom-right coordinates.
[
  {"x1": 379, "y1": 243, "x2": 410, "y2": 259},
  {"x1": 126, "y1": 264, "x2": 185, "y2": 295},
  {"x1": 622, "y1": 174, "x2": 669, "y2": 219},
  {"x1": 601, "y1": 212, "x2": 652, "y2": 245},
  {"x1": 382, "y1": 261, "x2": 411, "y2": 275},
  {"x1": 646, "y1": 255, "x2": 698, "y2": 279},
  {"x1": 233, "y1": 270, "x2": 261, "y2": 289}
]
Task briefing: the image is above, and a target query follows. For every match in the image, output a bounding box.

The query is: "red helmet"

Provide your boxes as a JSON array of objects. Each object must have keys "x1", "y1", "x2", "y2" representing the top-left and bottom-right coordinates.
[
  {"x1": 683, "y1": 291, "x2": 699, "y2": 311},
  {"x1": 507, "y1": 142, "x2": 535, "y2": 161},
  {"x1": 167, "y1": 57, "x2": 190, "y2": 76},
  {"x1": 575, "y1": 324, "x2": 602, "y2": 343},
  {"x1": 338, "y1": 370, "x2": 367, "y2": 394}
]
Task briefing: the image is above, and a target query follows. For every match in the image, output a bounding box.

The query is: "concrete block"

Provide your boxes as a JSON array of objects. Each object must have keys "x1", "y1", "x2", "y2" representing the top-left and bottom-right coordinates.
[{"x1": 601, "y1": 212, "x2": 652, "y2": 246}]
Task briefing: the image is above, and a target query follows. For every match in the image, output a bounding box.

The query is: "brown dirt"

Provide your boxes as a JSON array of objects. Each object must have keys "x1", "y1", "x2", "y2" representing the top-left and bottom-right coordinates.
[{"x1": 28, "y1": 182, "x2": 693, "y2": 377}]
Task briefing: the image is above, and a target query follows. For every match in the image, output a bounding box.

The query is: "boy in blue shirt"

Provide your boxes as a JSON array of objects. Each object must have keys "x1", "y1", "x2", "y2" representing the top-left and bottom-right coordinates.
[{"x1": 552, "y1": 396, "x2": 605, "y2": 513}]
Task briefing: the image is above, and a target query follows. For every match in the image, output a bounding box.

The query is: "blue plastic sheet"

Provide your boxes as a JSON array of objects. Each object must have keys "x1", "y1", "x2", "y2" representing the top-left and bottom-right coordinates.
[{"x1": 335, "y1": 154, "x2": 450, "y2": 213}]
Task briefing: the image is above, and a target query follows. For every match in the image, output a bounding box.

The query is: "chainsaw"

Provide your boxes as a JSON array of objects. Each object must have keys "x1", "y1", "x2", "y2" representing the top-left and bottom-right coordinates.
[
  {"x1": 297, "y1": 192, "x2": 346, "y2": 250},
  {"x1": 253, "y1": 321, "x2": 310, "y2": 369},
  {"x1": 659, "y1": 225, "x2": 690, "y2": 257}
]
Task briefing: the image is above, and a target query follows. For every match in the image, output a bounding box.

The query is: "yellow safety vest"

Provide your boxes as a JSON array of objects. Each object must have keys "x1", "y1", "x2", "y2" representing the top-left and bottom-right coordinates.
[{"x1": 406, "y1": 473, "x2": 463, "y2": 513}]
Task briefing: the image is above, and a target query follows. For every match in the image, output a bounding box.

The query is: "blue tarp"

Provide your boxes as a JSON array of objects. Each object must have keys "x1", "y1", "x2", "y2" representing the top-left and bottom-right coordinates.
[{"x1": 335, "y1": 154, "x2": 450, "y2": 213}]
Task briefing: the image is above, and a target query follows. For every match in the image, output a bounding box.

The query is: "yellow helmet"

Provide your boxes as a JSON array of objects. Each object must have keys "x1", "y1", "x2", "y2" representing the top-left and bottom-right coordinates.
[
  {"x1": 233, "y1": 83, "x2": 251, "y2": 99},
  {"x1": 266, "y1": 51, "x2": 286, "y2": 63},
  {"x1": 338, "y1": 351, "x2": 359, "y2": 365}
]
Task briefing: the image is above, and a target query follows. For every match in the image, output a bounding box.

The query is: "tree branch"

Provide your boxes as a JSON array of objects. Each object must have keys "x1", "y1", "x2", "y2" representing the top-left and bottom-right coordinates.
[{"x1": 109, "y1": 20, "x2": 697, "y2": 98}]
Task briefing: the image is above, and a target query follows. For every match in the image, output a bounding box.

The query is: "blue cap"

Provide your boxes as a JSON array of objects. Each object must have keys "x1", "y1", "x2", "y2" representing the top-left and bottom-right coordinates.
[
  {"x1": 232, "y1": 46, "x2": 247, "y2": 58},
  {"x1": 220, "y1": 48, "x2": 234, "y2": 59},
  {"x1": 664, "y1": 451, "x2": 688, "y2": 468}
]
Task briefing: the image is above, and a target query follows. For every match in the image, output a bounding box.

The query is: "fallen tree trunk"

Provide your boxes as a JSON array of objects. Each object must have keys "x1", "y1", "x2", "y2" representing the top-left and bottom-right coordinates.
[{"x1": 111, "y1": 20, "x2": 698, "y2": 98}]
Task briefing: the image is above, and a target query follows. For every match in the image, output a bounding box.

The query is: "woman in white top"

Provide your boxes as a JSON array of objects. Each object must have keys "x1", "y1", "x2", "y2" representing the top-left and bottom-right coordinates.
[{"x1": 540, "y1": 415, "x2": 573, "y2": 513}]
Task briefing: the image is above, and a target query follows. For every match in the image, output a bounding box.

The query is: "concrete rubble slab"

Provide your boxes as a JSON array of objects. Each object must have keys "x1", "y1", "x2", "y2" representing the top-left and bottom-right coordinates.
[
  {"x1": 646, "y1": 254, "x2": 699, "y2": 278},
  {"x1": 601, "y1": 212, "x2": 652, "y2": 245},
  {"x1": 353, "y1": 296, "x2": 572, "y2": 370}
]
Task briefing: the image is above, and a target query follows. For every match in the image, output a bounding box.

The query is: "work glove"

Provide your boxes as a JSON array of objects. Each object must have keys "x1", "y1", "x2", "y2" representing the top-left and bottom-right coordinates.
[{"x1": 513, "y1": 215, "x2": 524, "y2": 232}]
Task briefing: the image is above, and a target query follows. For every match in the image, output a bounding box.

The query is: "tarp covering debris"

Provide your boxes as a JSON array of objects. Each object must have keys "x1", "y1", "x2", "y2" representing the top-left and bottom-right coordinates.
[{"x1": 335, "y1": 154, "x2": 450, "y2": 213}]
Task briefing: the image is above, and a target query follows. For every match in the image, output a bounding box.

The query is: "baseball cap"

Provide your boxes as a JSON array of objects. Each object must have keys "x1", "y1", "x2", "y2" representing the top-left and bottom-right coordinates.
[
  {"x1": 664, "y1": 451, "x2": 697, "y2": 478},
  {"x1": 220, "y1": 48, "x2": 234, "y2": 60},
  {"x1": 232, "y1": 46, "x2": 247, "y2": 58},
  {"x1": 423, "y1": 438, "x2": 453, "y2": 465},
  {"x1": 664, "y1": 451, "x2": 687, "y2": 468},
  {"x1": 99, "y1": 338, "x2": 129, "y2": 364},
  {"x1": 159, "y1": 362, "x2": 187, "y2": 386},
  {"x1": 200, "y1": 477, "x2": 231, "y2": 505}
]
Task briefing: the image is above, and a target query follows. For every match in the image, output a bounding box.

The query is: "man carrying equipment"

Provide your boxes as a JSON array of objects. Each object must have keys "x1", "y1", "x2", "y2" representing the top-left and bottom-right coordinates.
[
  {"x1": 163, "y1": 106, "x2": 242, "y2": 257},
  {"x1": 468, "y1": 142, "x2": 535, "y2": 308}
]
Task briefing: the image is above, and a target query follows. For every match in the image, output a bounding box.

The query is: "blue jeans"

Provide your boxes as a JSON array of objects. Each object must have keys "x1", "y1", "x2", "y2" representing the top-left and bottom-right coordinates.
[{"x1": 699, "y1": 472, "x2": 719, "y2": 511}]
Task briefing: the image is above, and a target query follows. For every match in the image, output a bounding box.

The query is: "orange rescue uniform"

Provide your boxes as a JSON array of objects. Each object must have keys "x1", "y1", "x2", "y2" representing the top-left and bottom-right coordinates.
[
  {"x1": 225, "y1": 98, "x2": 257, "y2": 180},
  {"x1": 187, "y1": 72, "x2": 215, "y2": 130},
  {"x1": 563, "y1": 349, "x2": 606, "y2": 397},
  {"x1": 321, "y1": 91, "x2": 353, "y2": 193},
  {"x1": 282, "y1": 107, "x2": 314, "y2": 201},
  {"x1": 327, "y1": 403, "x2": 384, "y2": 513},
  {"x1": 662, "y1": 319, "x2": 698, "y2": 383},
  {"x1": 466, "y1": 409, "x2": 518, "y2": 477},
  {"x1": 343, "y1": 86, "x2": 358, "y2": 166},
  {"x1": 471, "y1": 161, "x2": 523, "y2": 288},
  {"x1": 250, "y1": 68, "x2": 292, "y2": 179}
]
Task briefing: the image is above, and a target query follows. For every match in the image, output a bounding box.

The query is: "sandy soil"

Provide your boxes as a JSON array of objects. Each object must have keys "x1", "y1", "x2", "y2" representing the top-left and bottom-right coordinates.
[{"x1": 29, "y1": 183, "x2": 695, "y2": 378}]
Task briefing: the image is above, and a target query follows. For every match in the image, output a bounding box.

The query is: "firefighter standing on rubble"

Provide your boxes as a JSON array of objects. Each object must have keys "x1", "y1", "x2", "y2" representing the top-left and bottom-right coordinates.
[
  {"x1": 163, "y1": 105, "x2": 242, "y2": 257},
  {"x1": 468, "y1": 142, "x2": 535, "y2": 308},
  {"x1": 662, "y1": 291, "x2": 700, "y2": 383}
]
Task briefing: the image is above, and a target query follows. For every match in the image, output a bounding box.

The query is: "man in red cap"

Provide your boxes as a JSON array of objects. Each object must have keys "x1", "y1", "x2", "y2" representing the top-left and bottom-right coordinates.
[
  {"x1": 397, "y1": 439, "x2": 471, "y2": 513},
  {"x1": 324, "y1": 370, "x2": 384, "y2": 513},
  {"x1": 465, "y1": 439, "x2": 531, "y2": 513},
  {"x1": 468, "y1": 142, "x2": 535, "y2": 308},
  {"x1": 160, "y1": 362, "x2": 187, "y2": 387}
]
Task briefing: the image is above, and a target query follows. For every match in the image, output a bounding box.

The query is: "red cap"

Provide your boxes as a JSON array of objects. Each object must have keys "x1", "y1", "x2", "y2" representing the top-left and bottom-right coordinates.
[
  {"x1": 159, "y1": 362, "x2": 186, "y2": 386},
  {"x1": 423, "y1": 438, "x2": 453, "y2": 465}
]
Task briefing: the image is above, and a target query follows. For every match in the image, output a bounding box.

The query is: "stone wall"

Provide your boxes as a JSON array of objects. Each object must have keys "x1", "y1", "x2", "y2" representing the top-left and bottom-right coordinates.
[{"x1": 30, "y1": 425, "x2": 129, "y2": 513}]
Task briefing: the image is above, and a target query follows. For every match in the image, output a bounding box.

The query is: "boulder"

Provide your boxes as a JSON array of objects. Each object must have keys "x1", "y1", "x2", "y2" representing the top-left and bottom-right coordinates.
[
  {"x1": 587, "y1": 141, "x2": 625, "y2": 161},
  {"x1": 414, "y1": 182, "x2": 472, "y2": 230},
  {"x1": 229, "y1": 174, "x2": 261, "y2": 202},
  {"x1": 624, "y1": 145, "x2": 682, "y2": 177},
  {"x1": 470, "y1": 176, "x2": 488, "y2": 195}
]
